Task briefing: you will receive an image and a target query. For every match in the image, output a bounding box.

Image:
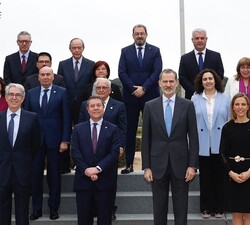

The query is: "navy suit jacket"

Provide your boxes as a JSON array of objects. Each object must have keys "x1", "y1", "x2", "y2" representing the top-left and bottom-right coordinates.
[
  {"x1": 23, "y1": 85, "x2": 71, "y2": 148},
  {"x1": 24, "y1": 73, "x2": 65, "y2": 91},
  {"x1": 179, "y1": 49, "x2": 224, "y2": 99},
  {"x1": 78, "y1": 97, "x2": 127, "y2": 148},
  {"x1": 118, "y1": 43, "x2": 162, "y2": 104},
  {"x1": 0, "y1": 109, "x2": 40, "y2": 187},
  {"x1": 4, "y1": 51, "x2": 38, "y2": 85},
  {"x1": 57, "y1": 57, "x2": 95, "y2": 105},
  {"x1": 71, "y1": 120, "x2": 120, "y2": 191}
]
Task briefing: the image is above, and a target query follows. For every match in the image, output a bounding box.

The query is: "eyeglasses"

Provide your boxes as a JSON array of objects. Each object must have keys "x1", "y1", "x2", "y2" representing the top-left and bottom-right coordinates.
[
  {"x1": 96, "y1": 86, "x2": 109, "y2": 91},
  {"x1": 134, "y1": 32, "x2": 146, "y2": 37},
  {"x1": 17, "y1": 40, "x2": 31, "y2": 44},
  {"x1": 7, "y1": 93, "x2": 23, "y2": 99},
  {"x1": 37, "y1": 60, "x2": 51, "y2": 64}
]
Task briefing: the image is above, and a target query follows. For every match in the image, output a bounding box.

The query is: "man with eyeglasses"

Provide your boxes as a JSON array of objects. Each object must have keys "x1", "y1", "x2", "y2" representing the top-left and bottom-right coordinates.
[
  {"x1": 0, "y1": 83, "x2": 40, "y2": 225},
  {"x1": 24, "y1": 52, "x2": 65, "y2": 91},
  {"x1": 3, "y1": 31, "x2": 38, "y2": 85},
  {"x1": 118, "y1": 24, "x2": 162, "y2": 174}
]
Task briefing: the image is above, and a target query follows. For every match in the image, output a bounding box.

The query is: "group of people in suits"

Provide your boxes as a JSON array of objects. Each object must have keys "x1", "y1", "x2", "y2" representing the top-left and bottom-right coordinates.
[{"x1": 2, "y1": 24, "x2": 250, "y2": 225}]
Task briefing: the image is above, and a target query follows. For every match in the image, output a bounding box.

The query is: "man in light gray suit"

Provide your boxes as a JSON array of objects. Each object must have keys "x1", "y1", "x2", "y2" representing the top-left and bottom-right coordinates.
[{"x1": 141, "y1": 69, "x2": 199, "y2": 225}]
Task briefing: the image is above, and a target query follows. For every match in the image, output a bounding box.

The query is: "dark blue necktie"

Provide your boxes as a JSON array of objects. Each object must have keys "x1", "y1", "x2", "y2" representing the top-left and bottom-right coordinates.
[
  {"x1": 138, "y1": 47, "x2": 143, "y2": 67},
  {"x1": 42, "y1": 89, "x2": 49, "y2": 113},
  {"x1": 198, "y1": 52, "x2": 203, "y2": 71},
  {"x1": 92, "y1": 123, "x2": 97, "y2": 154},
  {"x1": 165, "y1": 99, "x2": 172, "y2": 136},
  {"x1": 74, "y1": 60, "x2": 79, "y2": 81},
  {"x1": 8, "y1": 113, "x2": 16, "y2": 146}
]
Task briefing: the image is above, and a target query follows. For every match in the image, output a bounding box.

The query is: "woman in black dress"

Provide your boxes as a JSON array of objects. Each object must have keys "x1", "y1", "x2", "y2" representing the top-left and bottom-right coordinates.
[{"x1": 220, "y1": 93, "x2": 250, "y2": 225}]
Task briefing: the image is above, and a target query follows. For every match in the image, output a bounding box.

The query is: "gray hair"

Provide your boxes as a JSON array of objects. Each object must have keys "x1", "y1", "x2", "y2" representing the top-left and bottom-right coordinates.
[
  {"x1": 17, "y1": 31, "x2": 31, "y2": 41},
  {"x1": 192, "y1": 28, "x2": 207, "y2": 37},
  {"x1": 159, "y1": 69, "x2": 178, "y2": 81},
  {"x1": 5, "y1": 83, "x2": 25, "y2": 97},
  {"x1": 94, "y1": 78, "x2": 111, "y2": 88},
  {"x1": 69, "y1": 38, "x2": 85, "y2": 49}
]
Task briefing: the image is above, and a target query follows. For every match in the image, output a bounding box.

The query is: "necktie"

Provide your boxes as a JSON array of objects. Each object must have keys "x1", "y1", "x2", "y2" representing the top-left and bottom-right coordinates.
[
  {"x1": 74, "y1": 60, "x2": 79, "y2": 81},
  {"x1": 92, "y1": 123, "x2": 97, "y2": 153},
  {"x1": 138, "y1": 47, "x2": 143, "y2": 67},
  {"x1": 165, "y1": 99, "x2": 172, "y2": 136},
  {"x1": 8, "y1": 113, "x2": 16, "y2": 146},
  {"x1": 21, "y1": 55, "x2": 26, "y2": 72},
  {"x1": 198, "y1": 52, "x2": 203, "y2": 71},
  {"x1": 41, "y1": 89, "x2": 49, "y2": 113}
]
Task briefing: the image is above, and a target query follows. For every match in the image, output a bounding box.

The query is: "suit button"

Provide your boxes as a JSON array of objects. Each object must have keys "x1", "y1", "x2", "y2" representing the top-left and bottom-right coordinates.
[
  {"x1": 201, "y1": 129, "x2": 203, "y2": 131},
  {"x1": 218, "y1": 127, "x2": 220, "y2": 130}
]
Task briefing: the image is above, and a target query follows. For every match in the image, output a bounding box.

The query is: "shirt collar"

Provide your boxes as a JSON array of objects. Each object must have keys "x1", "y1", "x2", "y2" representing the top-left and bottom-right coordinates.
[
  {"x1": 202, "y1": 90, "x2": 217, "y2": 99},
  {"x1": 194, "y1": 48, "x2": 206, "y2": 55},
  {"x1": 7, "y1": 108, "x2": 21, "y2": 117},
  {"x1": 162, "y1": 94, "x2": 176, "y2": 103},
  {"x1": 135, "y1": 43, "x2": 146, "y2": 49},
  {"x1": 90, "y1": 118, "x2": 103, "y2": 126},
  {"x1": 19, "y1": 50, "x2": 30, "y2": 59}
]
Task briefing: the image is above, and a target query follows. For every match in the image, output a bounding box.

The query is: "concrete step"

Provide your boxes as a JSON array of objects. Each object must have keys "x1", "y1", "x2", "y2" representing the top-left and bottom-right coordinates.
[
  {"x1": 11, "y1": 213, "x2": 233, "y2": 225},
  {"x1": 45, "y1": 171, "x2": 200, "y2": 193},
  {"x1": 38, "y1": 191, "x2": 200, "y2": 214}
]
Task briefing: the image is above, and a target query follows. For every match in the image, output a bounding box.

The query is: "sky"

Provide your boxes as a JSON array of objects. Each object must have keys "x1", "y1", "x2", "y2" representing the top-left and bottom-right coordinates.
[{"x1": 0, "y1": 0, "x2": 250, "y2": 79}]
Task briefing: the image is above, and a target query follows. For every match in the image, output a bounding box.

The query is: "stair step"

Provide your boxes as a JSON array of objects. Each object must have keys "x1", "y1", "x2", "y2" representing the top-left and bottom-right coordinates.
[{"x1": 11, "y1": 213, "x2": 232, "y2": 225}]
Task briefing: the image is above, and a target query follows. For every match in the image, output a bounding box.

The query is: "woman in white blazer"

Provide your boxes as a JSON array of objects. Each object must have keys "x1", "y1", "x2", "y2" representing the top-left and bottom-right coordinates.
[
  {"x1": 191, "y1": 69, "x2": 230, "y2": 219},
  {"x1": 225, "y1": 57, "x2": 250, "y2": 99}
]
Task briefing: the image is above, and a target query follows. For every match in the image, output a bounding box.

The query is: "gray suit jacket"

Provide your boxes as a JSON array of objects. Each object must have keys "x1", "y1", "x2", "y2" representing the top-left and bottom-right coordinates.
[{"x1": 141, "y1": 95, "x2": 199, "y2": 179}]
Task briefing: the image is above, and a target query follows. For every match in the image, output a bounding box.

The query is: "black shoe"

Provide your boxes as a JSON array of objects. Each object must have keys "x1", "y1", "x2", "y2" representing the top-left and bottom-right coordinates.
[
  {"x1": 112, "y1": 213, "x2": 117, "y2": 220},
  {"x1": 50, "y1": 208, "x2": 59, "y2": 220},
  {"x1": 30, "y1": 211, "x2": 42, "y2": 220},
  {"x1": 121, "y1": 165, "x2": 134, "y2": 174},
  {"x1": 61, "y1": 168, "x2": 71, "y2": 174}
]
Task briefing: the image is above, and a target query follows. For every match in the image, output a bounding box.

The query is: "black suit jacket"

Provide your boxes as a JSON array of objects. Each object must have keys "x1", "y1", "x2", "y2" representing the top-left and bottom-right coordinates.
[
  {"x1": 179, "y1": 49, "x2": 224, "y2": 99},
  {"x1": 78, "y1": 97, "x2": 127, "y2": 148},
  {"x1": 24, "y1": 73, "x2": 65, "y2": 91},
  {"x1": 4, "y1": 51, "x2": 38, "y2": 85},
  {"x1": 0, "y1": 109, "x2": 40, "y2": 186}
]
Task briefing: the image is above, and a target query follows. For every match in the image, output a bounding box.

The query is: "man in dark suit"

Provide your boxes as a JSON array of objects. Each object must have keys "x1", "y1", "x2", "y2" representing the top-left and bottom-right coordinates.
[
  {"x1": 78, "y1": 77, "x2": 127, "y2": 220},
  {"x1": 179, "y1": 28, "x2": 224, "y2": 99},
  {"x1": 23, "y1": 66, "x2": 71, "y2": 221},
  {"x1": 0, "y1": 83, "x2": 40, "y2": 225},
  {"x1": 57, "y1": 37, "x2": 95, "y2": 124},
  {"x1": 118, "y1": 24, "x2": 162, "y2": 174},
  {"x1": 58, "y1": 38, "x2": 95, "y2": 174},
  {"x1": 4, "y1": 31, "x2": 38, "y2": 85},
  {"x1": 24, "y1": 52, "x2": 65, "y2": 91},
  {"x1": 72, "y1": 95, "x2": 120, "y2": 225},
  {"x1": 141, "y1": 69, "x2": 199, "y2": 225}
]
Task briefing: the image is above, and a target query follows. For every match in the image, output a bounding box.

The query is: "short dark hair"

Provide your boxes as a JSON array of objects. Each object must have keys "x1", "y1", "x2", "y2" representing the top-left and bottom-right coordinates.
[
  {"x1": 194, "y1": 68, "x2": 224, "y2": 94},
  {"x1": 132, "y1": 24, "x2": 147, "y2": 34},
  {"x1": 86, "y1": 95, "x2": 104, "y2": 108},
  {"x1": 37, "y1": 52, "x2": 52, "y2": 62}
]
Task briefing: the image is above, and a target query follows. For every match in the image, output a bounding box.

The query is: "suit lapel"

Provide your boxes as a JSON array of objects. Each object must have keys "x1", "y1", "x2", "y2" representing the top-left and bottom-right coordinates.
[
  {"x1": 172, "y1": 96, "x2": 184, "y2": 133},
  {"x1": 154, "y1": 97, "x2": 167, "y2": 135},
  {"x1": 212, "y1": 93, "x2": 222, "y2": 128},
  {"x1": 96, "y1": 121, "x2": 108, "y2": 153},
  {"x1": 198, "y1": 96, "x2": 209, "y2": 130},
  {"x1": 14, "y1": 110, "x2": 27, "y2": 147},
  {"x1": 67, "y1": 59, "x2": 76, "y2": 83},
  {"x1": 103, "y1": 99, "x2": 113, "y2": 119}
]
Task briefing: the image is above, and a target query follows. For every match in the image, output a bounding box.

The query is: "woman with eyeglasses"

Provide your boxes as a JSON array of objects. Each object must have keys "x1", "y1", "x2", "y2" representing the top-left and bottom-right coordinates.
[
  {"x1": 80, "y1": 61, "x2": 122, "y2": 102},
  {"x1": 225, "y1": 57, "x2": 250, "y2": 99},
  {"x1": 0, "y1": 77, "x2": 8, "y2": 111},
  {"x1": 220, "y1": 93, "x2": 250, "y2": 225}
]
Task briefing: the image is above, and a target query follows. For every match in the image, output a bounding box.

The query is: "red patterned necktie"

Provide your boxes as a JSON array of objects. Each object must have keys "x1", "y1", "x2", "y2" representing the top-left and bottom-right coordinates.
[{"x1": 21, "y1": 55, "x2": 26, "y2": 72}]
